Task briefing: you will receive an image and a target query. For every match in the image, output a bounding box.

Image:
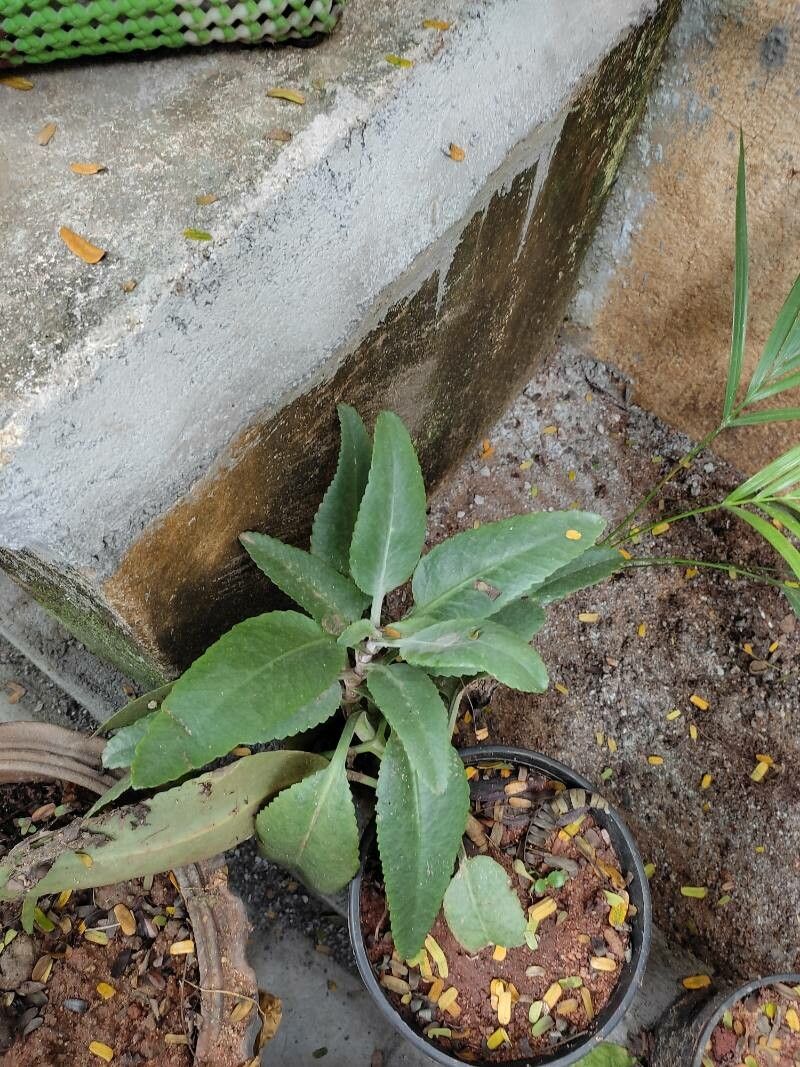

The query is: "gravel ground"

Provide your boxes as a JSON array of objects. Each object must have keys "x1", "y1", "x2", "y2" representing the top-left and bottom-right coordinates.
[{"x1": 429, "y1": 330, "x2": 800, "y2": 983}]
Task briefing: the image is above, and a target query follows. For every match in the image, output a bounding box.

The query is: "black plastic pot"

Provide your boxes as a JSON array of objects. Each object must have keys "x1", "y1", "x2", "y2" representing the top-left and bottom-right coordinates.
[
  {"x1": 650, "y1": 972, "x2": 800, "y2": 1066},
  {"x1": 348, "y1": 745, "x2": 652, "y2": 1067}
]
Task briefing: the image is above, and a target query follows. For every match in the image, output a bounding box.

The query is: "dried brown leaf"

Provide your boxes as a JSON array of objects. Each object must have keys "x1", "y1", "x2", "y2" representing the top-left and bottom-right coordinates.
[
  {"x1": 69, "y1": 162, "x2": 106, "y2": 175},
  {"x1": 1, "y1": 75, "x2": 34, "y2": 91},
  {"x1": 267, "y1": 87, "x2": 305, "y2": 105},
  {"x1": 266, "y1": 127, "x2": 292, "y2": 143},
  {"x1": 195, "y1": 194, "x2": 217, "y2": 206},
  {"x1": 59, "y1": 227, "x2": 106, "y2": 264},
  {"x1": 37, "y1": 122, "x2": 57, "y2": 146},
  {"x1": 448, "y1": 143, "x2": 465, "y2": 162}
]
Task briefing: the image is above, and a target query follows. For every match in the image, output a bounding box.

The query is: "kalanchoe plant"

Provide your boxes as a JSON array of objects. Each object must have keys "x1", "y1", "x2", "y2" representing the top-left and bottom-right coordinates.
[{"x1": 1, "y1": 134, "x2": 798, "y2": 962}]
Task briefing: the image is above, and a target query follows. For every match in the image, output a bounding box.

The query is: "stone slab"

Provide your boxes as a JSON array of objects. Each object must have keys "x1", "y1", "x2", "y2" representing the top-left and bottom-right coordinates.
[{"x1": 0, "y1": 0, "x2": 679, "y2": 681}]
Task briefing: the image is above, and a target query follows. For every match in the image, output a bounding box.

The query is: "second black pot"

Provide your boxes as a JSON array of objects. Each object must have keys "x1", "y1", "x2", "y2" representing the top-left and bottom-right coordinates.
[
  {"x1": 650, "y1": 972, "x2": 800, "y2": 1067},
  {"x1": 348, "y1": 745, "x2": 652, "y2": 1067}
]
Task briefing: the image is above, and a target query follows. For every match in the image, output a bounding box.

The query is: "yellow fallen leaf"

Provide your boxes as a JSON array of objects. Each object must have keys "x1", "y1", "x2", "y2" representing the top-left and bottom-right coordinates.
[
  {"x1": 750, "y1": 761, "x2": 770, "y2": 782},
  {"x1": 690, "y1": 694, "x2": 709, "y2": 711},
  {"x1": 448, "y1": 142, "x2": 465, "y2": 162},
  {"x1": 70, "y1": 162, "x2": 106, "y2": 175},
  {"x1": 196, "y1": 193, "x2": 218, "y2": 205},
  {"x1": 422, "y1": 18, "x2": 450, "y2": 30},
  {"x1": 113, "y1": 903, "x2": 136, "y2": 936},
  {"x1": 267, "y1": 87, "x2": 306, "y2": 104},
  {"x1": 578, "y1": 612, "x2": 599, "y2": 623},
  {"x1": 682, "y1": 974, "x2": 711, "y2": 990},
  {"x1": 37, "y1": 122, "x2": 57, "y2": 146},
  {"x1": 96, "y1": 982, "x2": 116, "y2": 1000},
  {"x1": 59, "y1": 228, "x2": 106, "y2": 264},
  {"x1": 229, "y1": 998, "x2": 255, "y2": 1023},
  {"x1": 88, "y1": 1042, "x2": 114, "y2": 1062},
  {"x1": 385, "y1": 54, "x2": 413, "y2": 68},
  {"x1": 1, "y1": 75, "x2": 34, "y2": 90},
  {"x1": 169, "y1": 939, "x2": 195, "y2": 955},
  {"x1": 257, "y1": 991, "x2": 283, "y2": 1050},
  {"x1": 565, "y1": 529, "x2": 582, "y2": 541}
]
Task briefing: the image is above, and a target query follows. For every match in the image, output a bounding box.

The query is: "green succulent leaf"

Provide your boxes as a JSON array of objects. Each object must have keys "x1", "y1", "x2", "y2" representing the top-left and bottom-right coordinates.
[
  {"x1": 94, "y1": 682, "x2": 173, "y2": 737},
  {"x1": 255, "y1": 722, "x2": 360, "y2": 895},
  {"x1": 365, "y1": 663, "x2": 452, "y2": 794},
  {"x1": 575, "y1": 1044, "x2": 636, "y2": 1067},
  {"x1": 442, "y1": 855, "x2": 527, "y2": 954},
  {"x1": 311, "y1": 404, "x2": 372, "y2": 575},
  {"x1": 386, "y1": 619, "x2": 548, "y2": 693},
  {"x1": 84, "y1": 773, "x2": 132, "y2": 819},
  {"x1": 130, "y1": 612, "x2": 345, "y2": 789},
  {"x1": 489, "y1": 598, "x2": 546, "y2": 641},
  {"x1": 337, "y1": 618, "x2": 375, "y2": 647},
  {"x1": 411, "y1": 511, "x2": 605, "y2": 620},
  {"x1": 102, "y1": 719, "x2": 152, "y2": 770},
  {"x1": 376, "y1": 736, "x2": 469, "y2": 959},
  {"x1": 0, "y1": 751, "x2": 325, "y2": 900},
  {"x1": 240, "y1": 531, "x2": 370, "y2": 632},
  {"x1": 723, "y1": 131, "x2": 748, "y2": 422},
  {"x1": 528, "y1": 545, "x2": 624, "y2": 605},
  {"x1": 349, "y1": 411, "x2": 427, "y2": 615}
]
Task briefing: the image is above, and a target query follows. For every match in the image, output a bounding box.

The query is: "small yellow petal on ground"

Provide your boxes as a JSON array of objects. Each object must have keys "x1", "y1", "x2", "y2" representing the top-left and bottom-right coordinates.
[
  {"x1": 680, "y1": 886, "x2": 708, "y2": 899},
  {"x1": 465, "y1": 766, "x2": 478, "y2": 780},
  {"x1": 543, "y1": 425, "x2": 558, "y2": 435},
  {"x1": 554, "y1": 682, "x2": 569, "y2": 695},
  {"x1": 607, "y1": 738, "x2": 618, "y2": 753},
  {"x1": 169, "y1": 939, "x2": 195, "y2": 956},
  {"x1": 492, "y1": 945, "x2": 507, "y2": 962},
  {"x1": 447, "y1": 143, "x2": 465, "y2": 161},
  {"x1": 497, "y1": 989, "x2": 512, "y2": 1024},
  {"x1": 543, "y1": 983, "x2": 562, "y2": 1009},
  {"x1": 581, "y1": 986, "x2": 594, "y2": 1020},
  {"x1": 437, "y1": 987, "x2": 458, "y2": 1012},
  {"x1": 568, "y1": 470, "x2": 576, "y2": 481},
  {"x1": 487, "y1": 1028, "x2": 509, "y2": 1050},
  {"x1": 754, "y1": 845, "x2": 765, "y2": 854},
  {"x1": 750, "y1": 761, "x2": 770, "y2": 783},
  {"x1": 685, "y1": 567, "x2": 699, "y2": 579},
  {"x1": 755, "y1": 753, "x2": 774, "y2": 766},
  {"x1": 647, "y1": 755, "x2": 663, "y2": 766},
  {"x1": 578, "y1": 612, "x2": 599, "y2": 623},
  {"x1": 113, "y1": 903, "x2": 136, "y2": 936},
  {"x1": 644, "y1": 863, "x2": 656, "y2": 878},
  {"x1": 425, "y1": 935, "x2": 448, "y2": 978},
  {"x1": 529, "y1": 898, "x2": 558, "y2": 924},
  {"x1": 682, "y1": 974, "x2": 712, "y2": 990},
  {"x1": 689, "y1": 724, "x2": 698, "y2": 741},
  {"x1": 519, "y1": 458, "x2": 533, "y2": 470},
  {"x1": 786, "y1": 1007, "x2": 799, "y2": 1031},
  {"x1": 667, "y1": 709, "x2": 682, "y2": 721},
  {"x1": 565, "y1": 529, "x2": 582, "y2": 540},
  {"x1": 590, "y1": 957, "x2": 617, "y2": 973},
  {"x1": 37, "y1": 121, "x2": 57, "y2": 145},
  {"x1": 700, "y1": 774, "x2": 713, "y2": 790},
  {"x1": 76, "y1": 851, "x2": 94, "y2": 867},
  {"x1": 637, "y1": 622, "x2": 647, "y2": 637},
  {"x1": 96, "y1": 982, "x2": 116, "y2": 1000},
  {"x1": 618, "y1": 547, "x2": 632, "y2": 560},
  {"x1": 84, "y1": 929, "x2": 109, "y2": 946},
  {"x1": 651, "y1": 522, "x2": 670, "y2": 535},
  {"x1": 595, "y1": 731, "x2": 605, "y2": 747},
  {"x1": 381, "y1": 975, "x2": 411, "y2": 995},
  {"x1": 690, "y1": 694, "x2": 709, "y2": 711},
  {"x1": 56, "y1": 889, "x2": 72, "y2": 909},
  {"x1": 89, "y1": 1042, "x2": 114, "y2": 1062},
  {"x1": 769, "y1": 640, "x2": 780, "y2": 653},
  {"x1": 267, "y1": 87, "x2": 306, "y2": 103},
  {"x1": 428, "y1": 978, "x2": 444, "y2": 1003},
  {"x1": 422, "y1": 18, "x2": 450, "y2": 30},
  {"x1": 743, "y1": 642, "x2": 754, "y2": 655},
  {"x1": 480, "y1": 438, "x2": 494, "y2": 457}
]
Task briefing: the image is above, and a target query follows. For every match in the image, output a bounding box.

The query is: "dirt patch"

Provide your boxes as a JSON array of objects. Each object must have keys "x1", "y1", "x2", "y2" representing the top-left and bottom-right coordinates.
[
  {"x1": 0, "y1": 782, "x2": 201, "y2": 1066},
  {"x1": 425, "y1": 339, "x2": 800, "y2": 983},
  {"x1": 706, "y1": 982, "x2": 800, "y2": 1065},
  {"x1": 360, "y1": 760, "x2": 633, "y2": 1062}
]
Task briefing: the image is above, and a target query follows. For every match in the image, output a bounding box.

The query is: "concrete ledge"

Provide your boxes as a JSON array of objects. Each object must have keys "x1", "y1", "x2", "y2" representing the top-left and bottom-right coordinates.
[{"x1": 1, "y1": 0, "x2": 679, "y2": 678}]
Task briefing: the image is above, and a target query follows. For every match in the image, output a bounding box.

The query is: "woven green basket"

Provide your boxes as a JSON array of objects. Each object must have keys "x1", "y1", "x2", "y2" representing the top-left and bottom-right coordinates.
[{"x1": 0, "y1": 0, "x2": 344, "y2": 66}]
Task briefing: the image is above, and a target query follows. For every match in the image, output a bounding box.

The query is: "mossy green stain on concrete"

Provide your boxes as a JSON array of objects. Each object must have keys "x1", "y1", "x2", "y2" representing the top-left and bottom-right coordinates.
[{"x1": 0, "y1": 549, "x2": 167, "y2": 688}]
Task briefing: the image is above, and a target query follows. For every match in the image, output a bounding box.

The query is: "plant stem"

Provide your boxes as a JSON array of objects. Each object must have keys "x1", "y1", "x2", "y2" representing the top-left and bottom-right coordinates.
[
  {"x1": 601, "y1": 425, "x2": 723, "y2": 546},
  {"x1": 447, "y1": 682, "x2": 470, "y2": 739},
  {"x1": 612, "y1": 503, "x2": 721, "y2": 547},
  {"x1": 347, "y1": 770, "x2": 379, "y2": 789},
  {"x1": 350, "y1": 736, "x2": 386, "y2": 758},
  {"x1": 624, "y1": 555, "x2": 790, "y2": 591}
]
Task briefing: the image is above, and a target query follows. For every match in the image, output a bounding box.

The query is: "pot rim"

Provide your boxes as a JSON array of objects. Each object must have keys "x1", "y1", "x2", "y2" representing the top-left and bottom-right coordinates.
[
  {"x1": 0, "y1": 720, "x2": 259, "y2": 1065},
  {"x1": 348, "y1": 743, "x2": 652, "y2": 1067},
  {"x1": 689, "y1": 973, "x2": 800, "y2": 1065}
]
